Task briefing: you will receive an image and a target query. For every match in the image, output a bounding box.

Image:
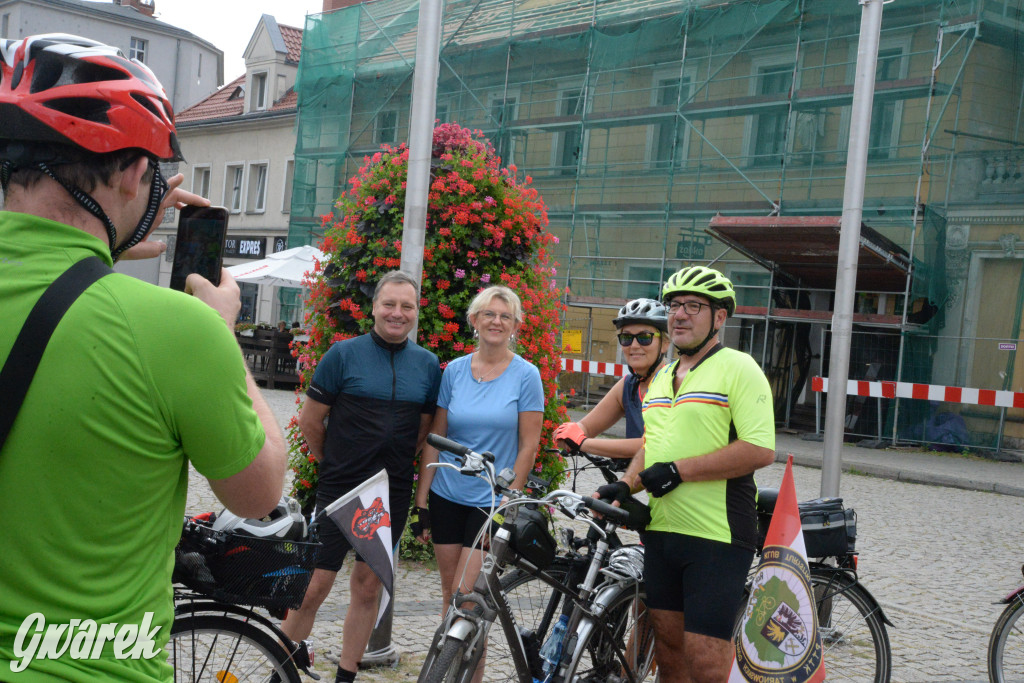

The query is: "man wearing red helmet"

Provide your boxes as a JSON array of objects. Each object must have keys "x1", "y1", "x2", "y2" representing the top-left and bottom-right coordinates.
[{"x1": 0, "y1": 34, "x2": 286, "y2": 681}]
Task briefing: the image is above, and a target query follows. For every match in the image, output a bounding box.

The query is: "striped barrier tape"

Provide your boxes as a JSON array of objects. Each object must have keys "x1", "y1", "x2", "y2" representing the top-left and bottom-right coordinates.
[
  {"x1": 811, "y1": 376, "x2": 1024, "y2": 409},
  {"x1": 560, "y1": 358, "x2": 630, "y2": 377}
]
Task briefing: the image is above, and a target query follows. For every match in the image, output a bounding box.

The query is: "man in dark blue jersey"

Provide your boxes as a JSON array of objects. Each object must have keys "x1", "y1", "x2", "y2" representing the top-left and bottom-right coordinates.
[{"x1": 280, "y1": 270, "x2": 441, "y2": 683}]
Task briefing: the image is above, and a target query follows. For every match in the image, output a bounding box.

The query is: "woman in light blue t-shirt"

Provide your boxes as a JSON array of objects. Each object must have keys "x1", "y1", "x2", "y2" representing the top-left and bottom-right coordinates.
[{"x1": 414, "y1": 286, "x2": 543, "y2": 640}]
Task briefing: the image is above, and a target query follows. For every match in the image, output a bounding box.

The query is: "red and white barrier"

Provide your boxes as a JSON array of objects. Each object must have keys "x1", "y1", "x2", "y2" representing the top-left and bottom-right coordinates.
[
  {"x1": 811, "y1": 376, "x2": 1024, "y2": 409},
  {"x1": 560, "y1": 358, "x2": 630, "y2": 377}
]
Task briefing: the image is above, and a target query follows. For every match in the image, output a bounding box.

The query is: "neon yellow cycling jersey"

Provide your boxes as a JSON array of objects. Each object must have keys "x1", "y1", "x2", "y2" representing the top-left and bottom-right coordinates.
[{"x1": 642, "y1": 345, "x2": 774, "y2": 549}]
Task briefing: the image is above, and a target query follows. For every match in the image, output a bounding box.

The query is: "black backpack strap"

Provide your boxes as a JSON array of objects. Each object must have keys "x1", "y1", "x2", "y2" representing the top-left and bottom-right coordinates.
[{"x1": 0, "y1": 256, "x2": 113, "y2": 449}]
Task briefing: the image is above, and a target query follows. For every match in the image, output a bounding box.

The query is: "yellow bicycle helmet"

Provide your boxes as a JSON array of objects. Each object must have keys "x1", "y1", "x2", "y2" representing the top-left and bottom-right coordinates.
[{"x1": 662, "y1": 266, "x2": 736, "y2": 316}]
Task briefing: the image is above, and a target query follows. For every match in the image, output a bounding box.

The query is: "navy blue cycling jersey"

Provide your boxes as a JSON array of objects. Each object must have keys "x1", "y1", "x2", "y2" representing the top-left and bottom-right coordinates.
[
  {"x1": 623, "y1": 372, "x2": 644, "y2": 439},
  {"x1": 307, "y1": 330, "x2": 441, "y2": 492}
]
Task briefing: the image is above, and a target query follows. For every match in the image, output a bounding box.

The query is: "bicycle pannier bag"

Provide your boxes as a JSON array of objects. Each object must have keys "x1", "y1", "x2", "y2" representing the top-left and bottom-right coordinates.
[
  {"x1": 510, "y1": 507, "x2": 556, "y2": 569},
  {"x1": 798, "y1": 497, "x2": 857, "y2": 558}
]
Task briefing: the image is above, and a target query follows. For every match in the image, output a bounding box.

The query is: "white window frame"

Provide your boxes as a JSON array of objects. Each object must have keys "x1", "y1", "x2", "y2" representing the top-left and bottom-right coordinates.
[
  {"x1": 487, "y1": 89, "x2": 521, "y2": 166},
  {"x1": 374, "y1": 109, "x2": 399, "y2": 145},
  {"x1": 743, "y1": 53, "x2": 798, "y2": 167},
  {"x1": 550, "y1": 81, "x2": 590, "y2": 175},
  {"x1": 282, "y1": 158, "x2": 295, "y2": 214},
  {"x1": 839, "y1": 34, "x2": 912, "y2": 161},
  {"x1": 246, "y1": 161, "x2": 269, "y2": 214},
  {"x1": 190, "y1": 165, "x2": 211, "y2": 199},
  {"x1": 251, "y1": 72, "x2": 268, "y2": 111},
  {"x1": 129, "y1": 37, "x2": 147, "y2": 63},
  {"x1": 646, "y1": 67, "x2": 697, "y2": 169},
  {"x1": 224, "y1": 163, "x2": 245, "y2": 214}
]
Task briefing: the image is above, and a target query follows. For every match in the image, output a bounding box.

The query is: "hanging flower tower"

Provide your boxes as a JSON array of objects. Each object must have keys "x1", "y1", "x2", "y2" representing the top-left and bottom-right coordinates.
[{"x1": 288, "y1": 123, "x2": 568, "y2": 525}]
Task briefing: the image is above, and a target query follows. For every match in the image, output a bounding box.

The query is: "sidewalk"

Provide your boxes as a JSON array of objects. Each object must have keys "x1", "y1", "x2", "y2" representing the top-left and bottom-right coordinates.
[{"x1": 566, "y1": 407, "x2": 1024, "y2": 498}]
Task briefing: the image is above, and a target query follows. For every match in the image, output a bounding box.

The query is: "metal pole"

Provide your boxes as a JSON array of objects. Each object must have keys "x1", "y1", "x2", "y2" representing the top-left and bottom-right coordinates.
[
  {"x1": 821, "y1": 0, "x2": 884, "y2": 498},
  {"x1": 366, "y1": 0, "x2": 443, "y2": 664},
  {"x1": 400, "y1": 0, "x2": 444, "y2": 342}
]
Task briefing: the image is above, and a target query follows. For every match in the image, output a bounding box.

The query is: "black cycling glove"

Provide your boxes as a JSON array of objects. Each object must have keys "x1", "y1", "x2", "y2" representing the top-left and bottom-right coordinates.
[
  {"x1": 639, "y1": 461, "x2": 682, "y2": 498},
  {"x1": 409, "y1": 507, "x2": 431, "y2": 537},
  {"x1": 595, "y1": 480, "x2": 631, "y2": 504}
]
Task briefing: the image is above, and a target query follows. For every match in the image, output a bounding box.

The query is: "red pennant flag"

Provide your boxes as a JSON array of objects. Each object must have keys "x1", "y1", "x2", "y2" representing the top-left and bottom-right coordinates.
[{"x1": 729, "y1": 456, "x2": 826, "y2": 683}]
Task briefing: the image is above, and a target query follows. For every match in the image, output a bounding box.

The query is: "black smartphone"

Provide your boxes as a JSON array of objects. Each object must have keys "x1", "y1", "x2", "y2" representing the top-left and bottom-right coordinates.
[{"x1": 170, "y1": 205, "x2": 229, "y2": 291}]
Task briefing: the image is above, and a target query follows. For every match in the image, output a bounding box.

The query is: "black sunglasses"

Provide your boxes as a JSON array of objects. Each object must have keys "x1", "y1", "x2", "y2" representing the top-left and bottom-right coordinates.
[{"x1": 618, "y1": 332, "x2": 658, "y2": 347}]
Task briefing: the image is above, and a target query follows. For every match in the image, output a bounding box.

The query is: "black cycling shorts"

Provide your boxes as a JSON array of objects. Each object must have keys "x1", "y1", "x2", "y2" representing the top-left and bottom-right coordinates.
[
  {"x1": 314, "y1": 486, "x2": 411, "y2": 572},
  {"x1": 428, "y1": 490, "x2": 496, "y2": 547},
  {"x1": 642, "y1": 531, "x2": 753, "y2": 641}
]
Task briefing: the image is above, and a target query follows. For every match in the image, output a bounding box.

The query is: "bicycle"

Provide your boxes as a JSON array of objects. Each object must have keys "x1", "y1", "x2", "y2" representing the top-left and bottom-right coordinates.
[
  {"x1": 417, "y1": 434, "x2": 656, "y2": 683},
  {"x1": 752, "y1": 488, "x2": 893, "y2": 683},
  {"x1": 167, "y1": 514, "x2": 321, "y2": 682},
  {"x1": 987, "y1": 560, "x2": 1024, "y2": 682}
]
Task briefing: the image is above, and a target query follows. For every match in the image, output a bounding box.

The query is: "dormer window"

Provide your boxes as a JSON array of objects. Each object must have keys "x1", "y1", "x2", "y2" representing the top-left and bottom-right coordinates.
[
  {"x1": 251, "y1": 73, "x2": 268, "y2": 111},
  {"x1": 229, "y1": 86, "x2": 244, "y2": 101}
]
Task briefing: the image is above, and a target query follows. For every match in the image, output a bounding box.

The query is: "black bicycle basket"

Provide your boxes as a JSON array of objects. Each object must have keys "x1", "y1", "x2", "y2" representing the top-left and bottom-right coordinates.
[{"x1": 173, "y1": 519, "x2": 319, "y2": 610}]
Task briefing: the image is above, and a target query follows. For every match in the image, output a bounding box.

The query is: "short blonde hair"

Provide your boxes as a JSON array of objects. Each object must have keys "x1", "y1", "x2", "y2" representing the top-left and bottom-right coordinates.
[{"x1": 466, "y1": 285, "x2": 523, "y2": 325}]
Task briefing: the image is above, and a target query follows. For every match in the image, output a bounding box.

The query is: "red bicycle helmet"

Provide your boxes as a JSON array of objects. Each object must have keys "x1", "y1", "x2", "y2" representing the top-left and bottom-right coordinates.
[{"x1": 0, "y1": 33, "x2": 183, "y2": 163}]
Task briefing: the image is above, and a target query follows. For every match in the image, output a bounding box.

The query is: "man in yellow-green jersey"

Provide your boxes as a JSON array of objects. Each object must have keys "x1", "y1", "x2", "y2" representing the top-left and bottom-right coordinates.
[{"x1": 594, "y1": 266, "x2": 775, "y2": 683}]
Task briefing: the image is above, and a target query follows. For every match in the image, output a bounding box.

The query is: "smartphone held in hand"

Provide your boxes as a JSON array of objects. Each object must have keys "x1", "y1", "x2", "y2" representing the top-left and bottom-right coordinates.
[{"x1": 170, "y1": 205, "x2": 229, "y2": 291}]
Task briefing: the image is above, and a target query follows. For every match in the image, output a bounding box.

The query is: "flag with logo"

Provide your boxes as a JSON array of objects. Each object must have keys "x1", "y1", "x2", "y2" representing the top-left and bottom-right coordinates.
[
  {"x1": 729, "y1": 455, "x2": 825, "y2": 683},
  {"x1": 321, "y1": 469, "x2": 394, "y2": 625}
]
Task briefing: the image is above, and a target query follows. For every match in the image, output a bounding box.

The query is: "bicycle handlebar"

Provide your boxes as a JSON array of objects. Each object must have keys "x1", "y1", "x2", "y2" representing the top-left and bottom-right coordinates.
[{"x1": 427, "y1": 433, "x2": 495, "y2": 463}]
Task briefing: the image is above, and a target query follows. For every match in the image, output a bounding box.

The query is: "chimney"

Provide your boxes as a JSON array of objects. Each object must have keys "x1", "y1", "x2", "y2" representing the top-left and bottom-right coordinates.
[{"x1": 116, "y1": 0, "x2": 156, "y2": 17}]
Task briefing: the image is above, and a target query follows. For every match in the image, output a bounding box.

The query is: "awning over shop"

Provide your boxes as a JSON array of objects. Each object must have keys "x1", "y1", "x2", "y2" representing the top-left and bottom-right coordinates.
[{"x1": 706, "y1": 215, "x2": 912, "y2": 293}]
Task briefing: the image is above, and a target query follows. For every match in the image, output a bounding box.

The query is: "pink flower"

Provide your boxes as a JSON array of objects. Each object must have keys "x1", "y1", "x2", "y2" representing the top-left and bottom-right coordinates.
[{"x1": 481, "y1": 273, "x2": 491, "y2": 283}]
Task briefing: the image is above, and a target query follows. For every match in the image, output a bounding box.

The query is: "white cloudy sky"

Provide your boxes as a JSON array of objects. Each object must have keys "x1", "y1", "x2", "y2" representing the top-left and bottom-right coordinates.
[{"x1": 153, "y1": 0, "x2": 325, "y2": 80}]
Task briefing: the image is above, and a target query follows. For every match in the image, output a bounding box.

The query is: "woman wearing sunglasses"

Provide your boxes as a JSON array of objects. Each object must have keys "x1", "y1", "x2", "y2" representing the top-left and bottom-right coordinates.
[{"x1": 553, "y1": 298, "x2": 670, "y2": 463}]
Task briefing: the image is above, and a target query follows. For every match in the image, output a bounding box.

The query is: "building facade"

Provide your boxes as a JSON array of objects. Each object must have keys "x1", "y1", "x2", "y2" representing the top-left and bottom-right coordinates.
[
  {"x1": 158, "y1": 14, "x2": 302, "y2": 326},
  {"x1": 287, "y1": 0, "x2": 1024, "y2": 453},
  {"x1": 0, "y1": 0, "x2": 223, "y2": 112}
]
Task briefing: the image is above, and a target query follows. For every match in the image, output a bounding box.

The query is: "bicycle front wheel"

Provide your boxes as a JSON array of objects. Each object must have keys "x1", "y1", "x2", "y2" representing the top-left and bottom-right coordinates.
[
  {"x1": 420, "y1": 635, "x2": 476, "y2": 683},
  {"x1": 988, "y1": 596, "x2": 1024, "y2": 683},
  {"x1": 168, "y1": 614, "x2": 300, "y2": 683},
  {"x1": 562, "y1": 582, "x2": 656, "y2": 682},
  {"x1": 811, "y1": 569, "x2": 891, "y2": 683}
]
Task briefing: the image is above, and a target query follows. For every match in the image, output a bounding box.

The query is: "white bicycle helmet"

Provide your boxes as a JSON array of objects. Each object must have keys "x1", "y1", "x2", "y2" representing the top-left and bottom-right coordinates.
[
  {"x1": 613, "y1": 298, "x2": 669, "y2": 332},
  {"x1": 212, "y1": 495, "x2": 307, "y2": 541},
  {"x1": 602, "y1": 545, "x2": 645, "y2": 583}
]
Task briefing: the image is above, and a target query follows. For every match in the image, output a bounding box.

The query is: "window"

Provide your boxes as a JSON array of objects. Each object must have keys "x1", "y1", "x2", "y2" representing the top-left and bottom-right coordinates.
[
  {"x1": 2, "y1": 14, "x2": 9, "y2": 37},
  {"x1": 650, "y1": 73, "x2": 692, "y2": 168},
  {"x1": 225, "y1": 164, "x2": 244, "y2": 213},
  {"x1": 555, "y1": 87, "x2": 586, "y2": 175},
  {"x1": 749, "y1": 62, "x2": 793, "y2": 166},
  {"x1": 277, "y1": 287, "x2": 303, "y2": 327},
  {"x1": 488, "y1": 93, "x2": 519, "y2": 166},
  {"x1": 251, "y1": 73, "x2": 267, "y2": 111},
  {"x1": 191, "y1": 166, "x2": 210, "y2": 199},
  {"x1": 868, "y1": 48, "x2": 907, "y2": 159},
  {"x1": 625, "y1": 265, "x2": 672, "y2": 300},
  {"x1": 247, "y1": 162, "x2": 268, "y2": 213},
  {"x1": 129, "y1": 37, "x2": 147, "y2": 63},
  {"x1": 375, "y1": 110, "x2": 398, "y2": 145},
  {"x1": 197, "y1": 53, "x2": 202, "y2": 78},
  {"x1": 282, "y1": 160, "x2": 295, "y2": 213}
]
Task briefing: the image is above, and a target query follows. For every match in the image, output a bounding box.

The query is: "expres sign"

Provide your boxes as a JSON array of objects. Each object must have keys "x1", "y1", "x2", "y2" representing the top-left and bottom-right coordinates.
[{"x1": 224, "y1": 237, "x2": 267, "y2": 259}]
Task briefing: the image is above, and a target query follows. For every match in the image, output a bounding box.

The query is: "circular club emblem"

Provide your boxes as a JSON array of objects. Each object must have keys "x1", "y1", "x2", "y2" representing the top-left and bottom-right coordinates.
[{"x1": 733, "y1": 545, "x2": 823, "y2": 683}]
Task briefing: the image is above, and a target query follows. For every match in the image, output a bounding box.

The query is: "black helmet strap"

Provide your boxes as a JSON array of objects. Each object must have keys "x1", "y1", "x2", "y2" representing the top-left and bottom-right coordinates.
[{"x1": 674, "y1": 305, "x2": 722, "y2": 357}]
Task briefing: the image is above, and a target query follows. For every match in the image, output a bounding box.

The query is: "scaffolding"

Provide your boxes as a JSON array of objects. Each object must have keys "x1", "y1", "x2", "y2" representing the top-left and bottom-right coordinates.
[{"x1": 289, "y1": 0, "x2": 1024, "y2": 454}]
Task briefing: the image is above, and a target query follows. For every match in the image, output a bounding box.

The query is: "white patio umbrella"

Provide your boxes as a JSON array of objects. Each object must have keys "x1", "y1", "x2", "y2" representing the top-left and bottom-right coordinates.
[{"x1": 226, "y1": 244, "x2": 325, "y2": 287}]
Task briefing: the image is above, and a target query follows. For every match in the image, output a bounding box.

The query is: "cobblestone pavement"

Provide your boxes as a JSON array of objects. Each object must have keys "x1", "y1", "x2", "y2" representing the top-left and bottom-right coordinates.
[{"x1": 181, "y1": 388, "x2": 1024, "y2": 682}]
